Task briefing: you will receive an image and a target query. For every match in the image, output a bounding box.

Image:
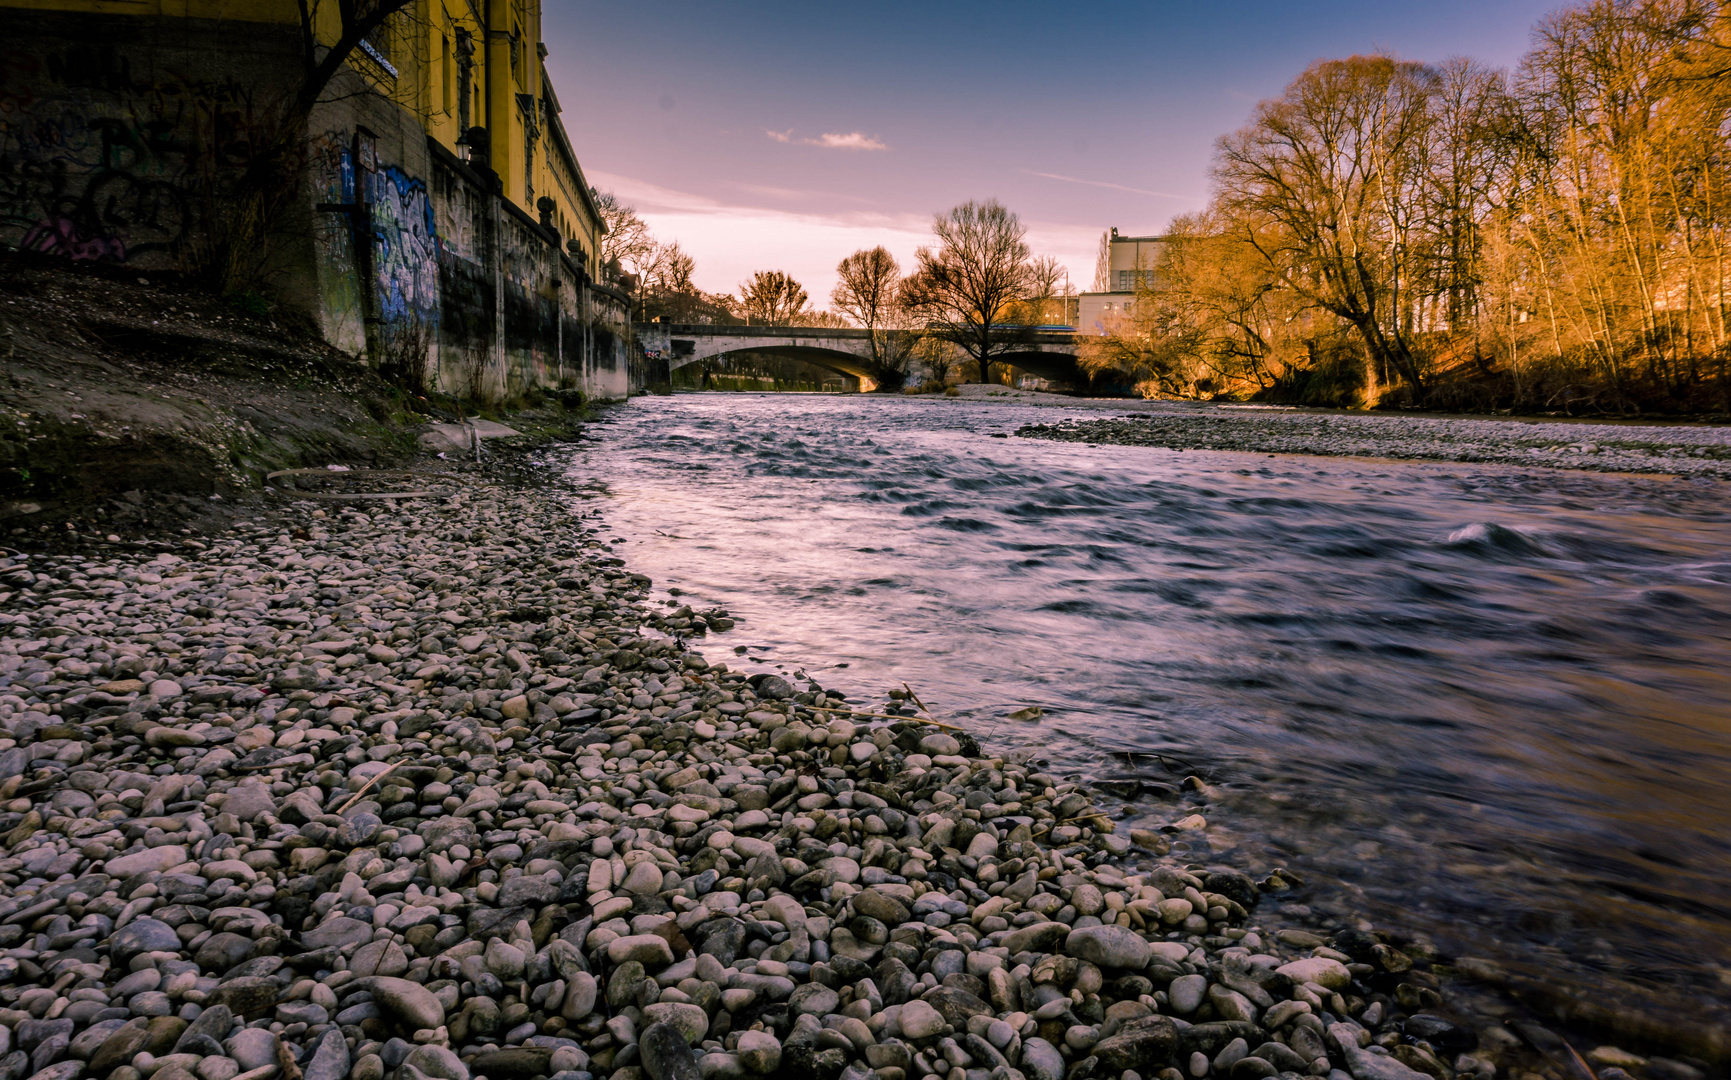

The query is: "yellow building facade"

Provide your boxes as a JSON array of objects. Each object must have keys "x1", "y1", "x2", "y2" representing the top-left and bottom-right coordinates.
[
  {"x1": 1, "y1": 0, "x2": 637, "y2": 398},
  {"x1": 0, "y1": 0, "x2": 602, "y2": 266}
]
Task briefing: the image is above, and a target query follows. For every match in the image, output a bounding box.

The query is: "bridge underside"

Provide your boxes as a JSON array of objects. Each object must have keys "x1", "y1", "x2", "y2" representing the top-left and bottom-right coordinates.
[
  {"x1": 991, "y1": 350, "x2": 1083, "y2": 384},
  {"x1": 670, "y1": 346, "x2": 881, "y2": 381}
]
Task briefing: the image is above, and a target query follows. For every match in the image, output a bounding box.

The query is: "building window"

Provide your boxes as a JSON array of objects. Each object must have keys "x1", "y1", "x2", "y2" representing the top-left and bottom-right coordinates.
[{"x1": 442, "y1": 35, "x2": 453, "y2": 113}]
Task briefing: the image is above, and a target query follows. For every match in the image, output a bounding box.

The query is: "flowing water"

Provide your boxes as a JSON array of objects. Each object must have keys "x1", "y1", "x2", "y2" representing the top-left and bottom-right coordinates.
[{"x1": 566, "y1": 393, "x2": 1731, "y2": 1049}]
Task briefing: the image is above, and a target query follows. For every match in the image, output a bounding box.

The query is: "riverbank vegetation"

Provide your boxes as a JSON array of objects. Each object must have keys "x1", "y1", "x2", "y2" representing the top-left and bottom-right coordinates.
[{"x1": 1083, "y1": 0, "x2": 1731, "y2": 416}]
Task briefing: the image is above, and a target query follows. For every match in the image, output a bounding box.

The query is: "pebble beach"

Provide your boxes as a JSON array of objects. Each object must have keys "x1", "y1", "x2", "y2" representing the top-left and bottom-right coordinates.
[{"x1": 0, "y1": 449, "x2": 1611, "y2": 1080}]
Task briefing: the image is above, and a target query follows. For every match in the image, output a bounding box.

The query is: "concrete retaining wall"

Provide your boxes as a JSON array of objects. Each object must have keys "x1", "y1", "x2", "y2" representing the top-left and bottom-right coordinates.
[{"x1": 0, "y1": 11, "x2": 638, "y2": 401}]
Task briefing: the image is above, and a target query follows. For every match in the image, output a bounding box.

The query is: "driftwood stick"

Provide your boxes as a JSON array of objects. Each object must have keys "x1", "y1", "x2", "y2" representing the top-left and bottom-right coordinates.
[
  {"x1": 337, "y1": 760, "x2": 403, "y2": 814},
  {"x1": 800, "y1": 703, "x2": 968, "y2": 733}
]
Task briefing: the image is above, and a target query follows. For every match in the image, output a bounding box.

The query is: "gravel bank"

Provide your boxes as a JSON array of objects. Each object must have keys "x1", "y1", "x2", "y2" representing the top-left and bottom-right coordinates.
[
  {"x1": 1006, "y1": 409, "x2": 1731, "y2": 479},
  {"x1": 0, "y1": 455, "x2": 1636, "y2": 1080}
]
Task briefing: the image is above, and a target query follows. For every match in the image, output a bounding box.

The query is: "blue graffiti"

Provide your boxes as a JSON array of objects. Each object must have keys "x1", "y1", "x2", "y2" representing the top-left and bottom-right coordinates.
[{"x1": 370, "y1": 165, "x2": 440, "y2": 324}]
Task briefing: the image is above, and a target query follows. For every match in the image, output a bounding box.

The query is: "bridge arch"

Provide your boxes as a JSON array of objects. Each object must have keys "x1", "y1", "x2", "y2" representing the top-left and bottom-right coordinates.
[{"x1": 672, "y1": 344, "x2": 881, "y2": 382}]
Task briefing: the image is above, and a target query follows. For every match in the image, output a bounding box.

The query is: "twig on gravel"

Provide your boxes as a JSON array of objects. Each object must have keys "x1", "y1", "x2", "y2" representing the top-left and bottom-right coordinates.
[
  {"x1": 802, "y1": 703, "x2": 967, "y2": 732},
  {"x1": 337, "y1": 760, "x2": 403, "y2": 814}
]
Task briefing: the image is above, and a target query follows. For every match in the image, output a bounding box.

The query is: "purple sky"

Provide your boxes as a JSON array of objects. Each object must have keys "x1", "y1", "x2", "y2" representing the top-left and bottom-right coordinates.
[{"x1": 544, "y1": 0, "x2": 1561, "y2": 306}]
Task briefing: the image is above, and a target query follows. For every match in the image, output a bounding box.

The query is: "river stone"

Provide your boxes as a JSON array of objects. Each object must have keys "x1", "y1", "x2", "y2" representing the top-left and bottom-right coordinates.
[
  {"x1": 1275, "y1": 957, "x2": 1350, "y2": 990},
  {"x1": 1204, "y1": 871, "x2": 1259, "y2": 910},
  {"x1": 561, "y1": 972, "x2": 598, "y2": 1020},
  {"x1": 608, "y1": 935, "x2": 675, "y2": 966},
  {"x1": 194, "y1": 933, "x2": 253, "y2": 973},
  {"x1": 485, "y1": 940, "x2": 526, "y2": 980},
  {"x1": 205, "y1": 978, "x2": 278, "y2": 1017},
  {"x1": 734, "y1": 1032, "x2": 780, "y2": 1075},
  {"x1": 639, "y1": 1022, "x2": 700, "y2": 1080},
  {"x1": 361, "y1": 978, "x2": 445, "y2": 1030},
  {"x1": 897, "y1": 1000, "x2": 944, "y2": 1040},
  {"x1": 24, "y1": 1063, "x2": 82, "y2": 1080},
  {"x1": 787, "y1": 984, "x2": 839, "y2": 1018},
  {"x1": 754, "y1": 677, "x2": 794, "y2": 701},
  {"x1": 641, "y1": 1004, "x2": 708, "y2": 1045},
  {"x1": 925, "y1": 986, "x2": 993, "y2": 1028},
  {"x1": 1092, "y1": 1016, "x2": 1179, "y2": 1071},
  {"x1": 303, "y1": 917, "x2": 373, "y2": 951},
  {"x1": 110, "y1": 919, "x2": 181, "y2": 964},
  {"x1": 107, "y1": 846, "x2": 188, "y2": 877},
  {"x1": 171, "y1": 1007, "x2": 232, "y2": 1056},
  {"x1": 401, "y1": 1046, "x2": 468, "y2": 1080},
  {"x1": 496, "y1": 876, "x2": 557, "y2": 907},
  {"x1": 852, "y1": 889, "x2": 910, "y2": 925},
  {"x1": 1231, "y1": 1057, "x2": 1277, "y2": 1080},
  {"x1": 222, "y1": 783, "x2": 276, "y2": 823},
  {"x1": 607, "y1": 962, "x2": 649, "y2": 1009},
  {"x1": 621, "y1": 861, "x2": 665, "y2": 896},
  {"x1": 1168, "y1": 975, "x2": 1206, "y2": 1014},
  {"x1": 467, "y1": 1048, "x2": 552, "y2": 1078},
  {"x1": 1019, "y1": 1037, "x2": 1066, "y2": 1080},
  {"x1": 88, "y1": 1021, "x2": 151, "y2": 1074},
  {"x1": 1175, "y1": 1024, "x2": 1267, "y2": 1058},
  {"x1": 1327, "y1": 1024, "x2": 1431, "y2": 1080},
  {"x1": 141, "y1": 1018, "x2": 187, "y2": 1055},
  {"x1": 69, "y1": 1021, "x2": 127, "y2": 1062},
  {"x1": 1004, "y1": 922, "x2": 1070, "y2": 955},
  {"x1": 303, "y1": 1030, "x2": 349, "y2": 1080},
  {"x1": 1066, "y1": 925, "x2": 1151, "y2": 970},
  {"x1": 222, "y1": 1028, "x2": 279, "y2": 1072}
]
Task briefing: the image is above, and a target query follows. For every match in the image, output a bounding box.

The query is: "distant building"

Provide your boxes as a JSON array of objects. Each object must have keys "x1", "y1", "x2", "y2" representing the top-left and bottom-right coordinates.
[{"x1": 1076, "y1": 227, "x2": 1168, "y2": 335}]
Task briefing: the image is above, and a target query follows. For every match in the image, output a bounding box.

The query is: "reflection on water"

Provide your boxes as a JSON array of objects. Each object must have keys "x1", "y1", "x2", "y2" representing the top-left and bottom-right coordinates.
[{"x1": 568, "y1": 393, "x2": 1731, "y2": 1042}]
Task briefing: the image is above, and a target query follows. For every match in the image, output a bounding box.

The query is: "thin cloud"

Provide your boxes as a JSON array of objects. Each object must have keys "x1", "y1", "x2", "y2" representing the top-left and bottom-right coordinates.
[
  {"x1": 767, "y1": 129, "x2": 887, "y2": 151},
  {"x1": 1023, "y1": 169, "x2": 1185, "y2": 199},
  {"x1": 814, "y1": 132, "x2": 886, "y2": 150}
]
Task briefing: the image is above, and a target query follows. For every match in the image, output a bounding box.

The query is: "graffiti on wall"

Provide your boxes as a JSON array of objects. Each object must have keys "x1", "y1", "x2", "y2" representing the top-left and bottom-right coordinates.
[
  {"x1": 0, "y1": 40, "x2": 279, "y2": 266},
  {"x1": 370, "y1": 166, "x2": 439, "y2": 324},
  {"x1": 308, "y1": 132, "x2": 441, "y2": 348}
]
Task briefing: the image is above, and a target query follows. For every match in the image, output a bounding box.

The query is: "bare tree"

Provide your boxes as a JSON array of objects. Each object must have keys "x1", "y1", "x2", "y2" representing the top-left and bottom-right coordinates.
[
  {"x1": 794, "y1": 310, "x2": 852, "y2": 328},
  {"x1": 1092, "y1": 229, "x2": 1112, "y2": 292},
  {"x1": 1026, "y1": 255, "x2": 1067, "y2": 324},
  {"x1": 591, "y1": 189, "x2": 656, "y2": 281},
  {"x1": 738, "y1": 270, "x2": 810, "y2": 323},
  {"x1": 832, "y1": 246, "x2": 904, "y2": 369},
  {"x1": 902, "y1": 199, "x2": 1034, "y2": 383},
  {"x1": 1214, "y1": 54, "x2": 1438, "y2": 395},
  {"x1": 646, "y1": 240, "x2": 695, "y2": 295}
]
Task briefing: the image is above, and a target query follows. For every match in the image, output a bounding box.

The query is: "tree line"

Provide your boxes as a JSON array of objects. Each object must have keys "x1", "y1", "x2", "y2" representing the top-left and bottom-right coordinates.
[
  {"x1": 1086, "y1": 0, "x2": 1731, "y2": 413},
  {"x1": 593, "y1": 191, "x2": 1074, "y2": 389}
]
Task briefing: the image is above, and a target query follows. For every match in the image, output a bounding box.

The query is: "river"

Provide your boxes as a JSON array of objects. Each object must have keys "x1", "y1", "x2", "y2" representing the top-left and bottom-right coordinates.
[{"x1": 565, "y1": 392, "x2": 1731, "y2": 1051}]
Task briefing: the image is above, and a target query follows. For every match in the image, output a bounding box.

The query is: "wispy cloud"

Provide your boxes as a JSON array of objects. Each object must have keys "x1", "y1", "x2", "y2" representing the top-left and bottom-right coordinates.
[
  {"x1": 768, "y1": 129, "x2": 888, "y2": 151},
  {"x1": 1023, "y1": 169, "x2": 1185, "y2": 199}
]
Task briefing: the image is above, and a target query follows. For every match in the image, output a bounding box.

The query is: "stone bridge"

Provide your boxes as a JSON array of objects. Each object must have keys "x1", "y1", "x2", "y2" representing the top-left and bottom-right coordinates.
[{"x1": 634, "y1": 323, "x2": 1082, "y2": 385}]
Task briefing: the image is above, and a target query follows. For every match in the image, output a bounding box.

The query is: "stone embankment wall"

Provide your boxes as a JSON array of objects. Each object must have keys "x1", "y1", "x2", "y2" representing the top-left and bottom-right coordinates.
[{"x1": 0, "y1": 11, "x2": 639, "y2": 401}]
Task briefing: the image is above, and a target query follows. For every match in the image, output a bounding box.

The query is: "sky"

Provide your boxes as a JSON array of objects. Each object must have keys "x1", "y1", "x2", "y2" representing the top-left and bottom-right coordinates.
[{"x1": 543, "y1": 0, "x2": 1562, "y2": 307}]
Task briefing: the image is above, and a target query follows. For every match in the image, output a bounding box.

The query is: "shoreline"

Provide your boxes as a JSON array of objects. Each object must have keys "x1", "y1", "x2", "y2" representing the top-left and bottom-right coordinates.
[{"x1": 0, "y1": 435, "x2": 1709, "y2": 1080}]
